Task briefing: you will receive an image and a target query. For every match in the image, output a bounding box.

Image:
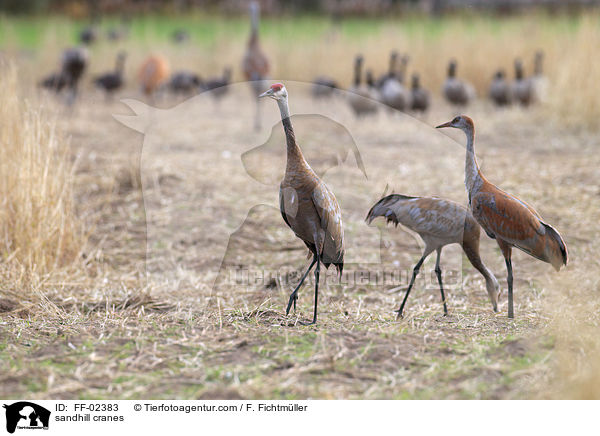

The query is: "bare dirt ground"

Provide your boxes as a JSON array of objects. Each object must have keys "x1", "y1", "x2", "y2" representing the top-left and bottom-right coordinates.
[{"x1": 1, "y1": 81, "x2": 598, "y2": 399}]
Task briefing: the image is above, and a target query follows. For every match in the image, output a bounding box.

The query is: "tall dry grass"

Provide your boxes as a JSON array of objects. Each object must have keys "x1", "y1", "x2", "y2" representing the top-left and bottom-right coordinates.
[{"x1": 0, "y1": 62, "x2": 81, "y2": 280}]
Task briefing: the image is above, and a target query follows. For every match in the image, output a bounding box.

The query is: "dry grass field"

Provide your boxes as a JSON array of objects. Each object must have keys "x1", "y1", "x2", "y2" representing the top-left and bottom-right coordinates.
[{"x1": 1, "y1": 13, "x2": 599, "y2": 400}]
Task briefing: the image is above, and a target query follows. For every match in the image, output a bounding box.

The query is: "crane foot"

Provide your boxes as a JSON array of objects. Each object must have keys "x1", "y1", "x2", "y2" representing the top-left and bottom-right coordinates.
[{"x1": 299, "y1": 319, "x2": 316, "y2": 326}]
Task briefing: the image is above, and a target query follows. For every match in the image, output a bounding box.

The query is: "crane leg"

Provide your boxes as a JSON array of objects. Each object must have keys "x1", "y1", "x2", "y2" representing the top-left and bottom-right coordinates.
[
  {"x1": 301, "y1": 258, "x2": 320, "y2": 326},
  {"x1": 498, "y1": 240, "x2": 514, "y2": 318},
  {"x1": 312, "y1": 260, "x2": 321, "y2": 324},
  {"x1": 396, "y1": 253, "x2": 428, "y2": 319},
  {"x1": 434, "y1": 248, "x2": 448, "y2": 316},
  {"x1": 285, "y1": 256, "x2": 317, "y2": 316},
  {"x1": 505, "y1": 258, "x2": 514, "y2": 319},
  {"x1": 300, "y1": 239, "x2": 322, "y2": 326}
]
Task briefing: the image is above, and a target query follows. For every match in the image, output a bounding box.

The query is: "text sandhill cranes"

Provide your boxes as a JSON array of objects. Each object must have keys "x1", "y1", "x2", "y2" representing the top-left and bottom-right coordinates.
[
  {"x1": 436, "y1": 115, "x2": 568, "y2": 318},
  {"x1": 242, "y1": 1, "x2": 270, "y2": 130},
  {"x1": 443, "y1": 59, "x2": 475, "y2": 106},
  {"x1": 138, "y1": 55, "x2": 170, "y2": 99},
  {"x1": 348, "y1": 55, "x2": 378, "y2": 116},
  {"x1": 94, "y1": 51, "x2": 126, "y2": 99},
  {"x1": 367, "y1": 195, "x2": 500, "y2": 318},
  {"x1": 259, "y1": 83, "x2": 345, "y2": 325}
]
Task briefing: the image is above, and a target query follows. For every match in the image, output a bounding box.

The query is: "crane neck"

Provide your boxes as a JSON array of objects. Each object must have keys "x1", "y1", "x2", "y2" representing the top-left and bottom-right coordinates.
[
  {"x1": 534, "y1": 56, "x2": 543, "y2": 76},
  {"x1": 388, "y1": 55, "x2": 397, "y2": 76},
  {"x1": 353, "y1": 61, "x2": 362, "y2": 87},
  {"x1": 277, "y1": 98, "x2": 305, "y2": 168},
  {"x1": 116, "y1": 56, "x2": 125, "y2": 74},
  {"x1": 463, "y1": 125, "x2": 482, "y2": 195},
  {"x1": 250, "y1": 8, "x2": 259, "y2": 40}
]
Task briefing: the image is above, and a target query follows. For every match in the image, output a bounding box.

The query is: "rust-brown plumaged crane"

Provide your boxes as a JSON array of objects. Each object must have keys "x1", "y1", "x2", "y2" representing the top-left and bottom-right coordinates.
[
  {"x1": 367, "y1": 194, "x2": 500, "y2": 318},
  {"x1": 259, "y1": 83, "x2": 345, "y2": 325},
  {"x1": 138, "y1": 55, "x2": 170, "y2": 98},
  {"x1": 436, "y1": 116, "x2": 568, "y2": 318},
  {"x1": 242, "y1": 1, "x2": 270, "y2": 130}
]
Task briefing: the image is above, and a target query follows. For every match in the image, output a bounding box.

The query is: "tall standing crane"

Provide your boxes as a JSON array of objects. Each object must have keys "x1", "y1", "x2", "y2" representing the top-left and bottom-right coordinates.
[
  {"x1": 259, "y1": 83, "x2": 344, "y2": 325},
  {"x1": 242, "y1": 1, "x2": 270, "y2": 130},
  {"x1": 443, "y1": 59, "x2": 475, "y2": 106},
  {"x1": 436, "y1": 116, "x2": 568, "y2": 318}
]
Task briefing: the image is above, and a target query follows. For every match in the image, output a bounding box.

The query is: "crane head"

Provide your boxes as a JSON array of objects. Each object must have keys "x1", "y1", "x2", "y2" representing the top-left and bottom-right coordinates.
[
  {"x1": 259, "y1": 83, "x2": 287, "y2": 101},
  {"x1": 435, "y1": 115, "x2": 474, "y2": 131}
]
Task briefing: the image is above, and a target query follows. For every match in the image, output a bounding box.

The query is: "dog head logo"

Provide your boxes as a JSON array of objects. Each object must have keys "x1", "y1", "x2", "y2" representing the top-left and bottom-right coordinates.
[{"x1": 3, "y1": 402, "x2": 50, "y2": 433}]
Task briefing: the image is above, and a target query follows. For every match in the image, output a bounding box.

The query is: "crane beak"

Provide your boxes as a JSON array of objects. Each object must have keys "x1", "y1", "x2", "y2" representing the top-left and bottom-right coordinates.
[
  {"x1": 258, "y1": 89, "x2": 273, "y2": 98},
  {"x1": 435, "y1": 121, "x2": 453, "y2": 129}
]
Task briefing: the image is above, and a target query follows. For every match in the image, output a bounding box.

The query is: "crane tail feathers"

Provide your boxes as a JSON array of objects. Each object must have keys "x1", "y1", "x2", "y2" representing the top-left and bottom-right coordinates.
[
  {"x1": 365, "y1": 194, "x2": 417, "y2": 225},
  {"x1": 542, "y1": 222, "x2": 568, "y2": 271}
]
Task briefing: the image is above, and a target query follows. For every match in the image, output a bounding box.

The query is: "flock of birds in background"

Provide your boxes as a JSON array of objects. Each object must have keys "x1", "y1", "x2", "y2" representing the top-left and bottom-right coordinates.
[
  {"x1": 36, "y1": 2, "x2": 565, "y2": 325},
  {"x1": 39, "y1": 1, "x2": 548, "y2": 123}
]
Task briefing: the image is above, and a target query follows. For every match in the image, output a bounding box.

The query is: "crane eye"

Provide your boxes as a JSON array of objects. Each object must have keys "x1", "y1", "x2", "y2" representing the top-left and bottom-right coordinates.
[{"x1": 452, "y1": 117, "x2": 460, "y2": 124}]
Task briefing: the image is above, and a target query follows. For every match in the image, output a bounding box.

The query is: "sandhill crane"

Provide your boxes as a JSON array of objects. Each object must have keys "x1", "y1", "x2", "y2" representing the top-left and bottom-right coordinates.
[
  {"x1": 512, "y1": 59, "x2": 533, "y2": 106},
  {"x1": 79, "y1": 24, "x2": 98, "y2": 45},
  {"x1": 398, "y1": 55, "x2": 410, "y2": 84},
  {"x1": 443, "y1": 59, "x2": 475, "y2": 106},
  {"x1": 347, "y1": 55, "x2": 378, "y2": 116},
  {"x1": 242, "y1": 1, "x2": 270, "y2": 130},
  {"x1": 40, "y1": 71, "x2": 68, "y2": 92},
  {"x1": 489, "y1": 70, "x2": 512, "y2": 106},
  {"x1": 168, "y1": 71, "x2": 203, "y2": 94},
  {"x1": 436, "y1": 116, "x2": 568, "y2": 318},
  {"x1": 376, "y1": 51, "x2": 398, "y2": 89},
  {"x1": 531, "y1": 50, "x2": 548, "y2": 103},
  {"x1": 107, "y1": 13, "x2": 130, "y2": 41},
  {"x1": 311, "y1": 76, "x2": 339, "y2": 98},
  {"x1": 367, "y1": 195, "x2": 500, "y2": 317},
  {"x1": 61, "y1": 47, "x2": 88, "y2": 104},
  {"x1": 379, "y1": 52, "x2": 410, "y2": 112},
  {"x1": 138, "y1": 55, "x2": 170, "y2": 99},
  {"x1": 171, "y1": 29, "x2": 190, "y2": 44},
  {"x1": 94, "y1": 51, "x2": 126, "y2": 98},
  {"x1": 204, "y1": 68, "x2": 232, "y2": 100},
  {"x1": 259, "y1": 83, "x2": 345, "y2": 325},
  {"x1": 410, "y1": 73, "x2": 430, "y2": 112}
]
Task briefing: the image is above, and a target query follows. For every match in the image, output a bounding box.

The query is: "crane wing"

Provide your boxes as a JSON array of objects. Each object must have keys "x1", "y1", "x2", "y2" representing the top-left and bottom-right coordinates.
[
  {"x1": 242, "y1": 49, "x2": 270, "y2": 80},
  {"x1": 279, "y1": 188, "x2": 292, "y2": 230},
  {"x1": 311, "y1": 182, "x2": 344, "y2": 265},
  {"x1": 366, "y1": 194, "x2": 467, "y2": 240},
  {"x1": 471, "y1": 190, "x2": 545, "y2": 247}
]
